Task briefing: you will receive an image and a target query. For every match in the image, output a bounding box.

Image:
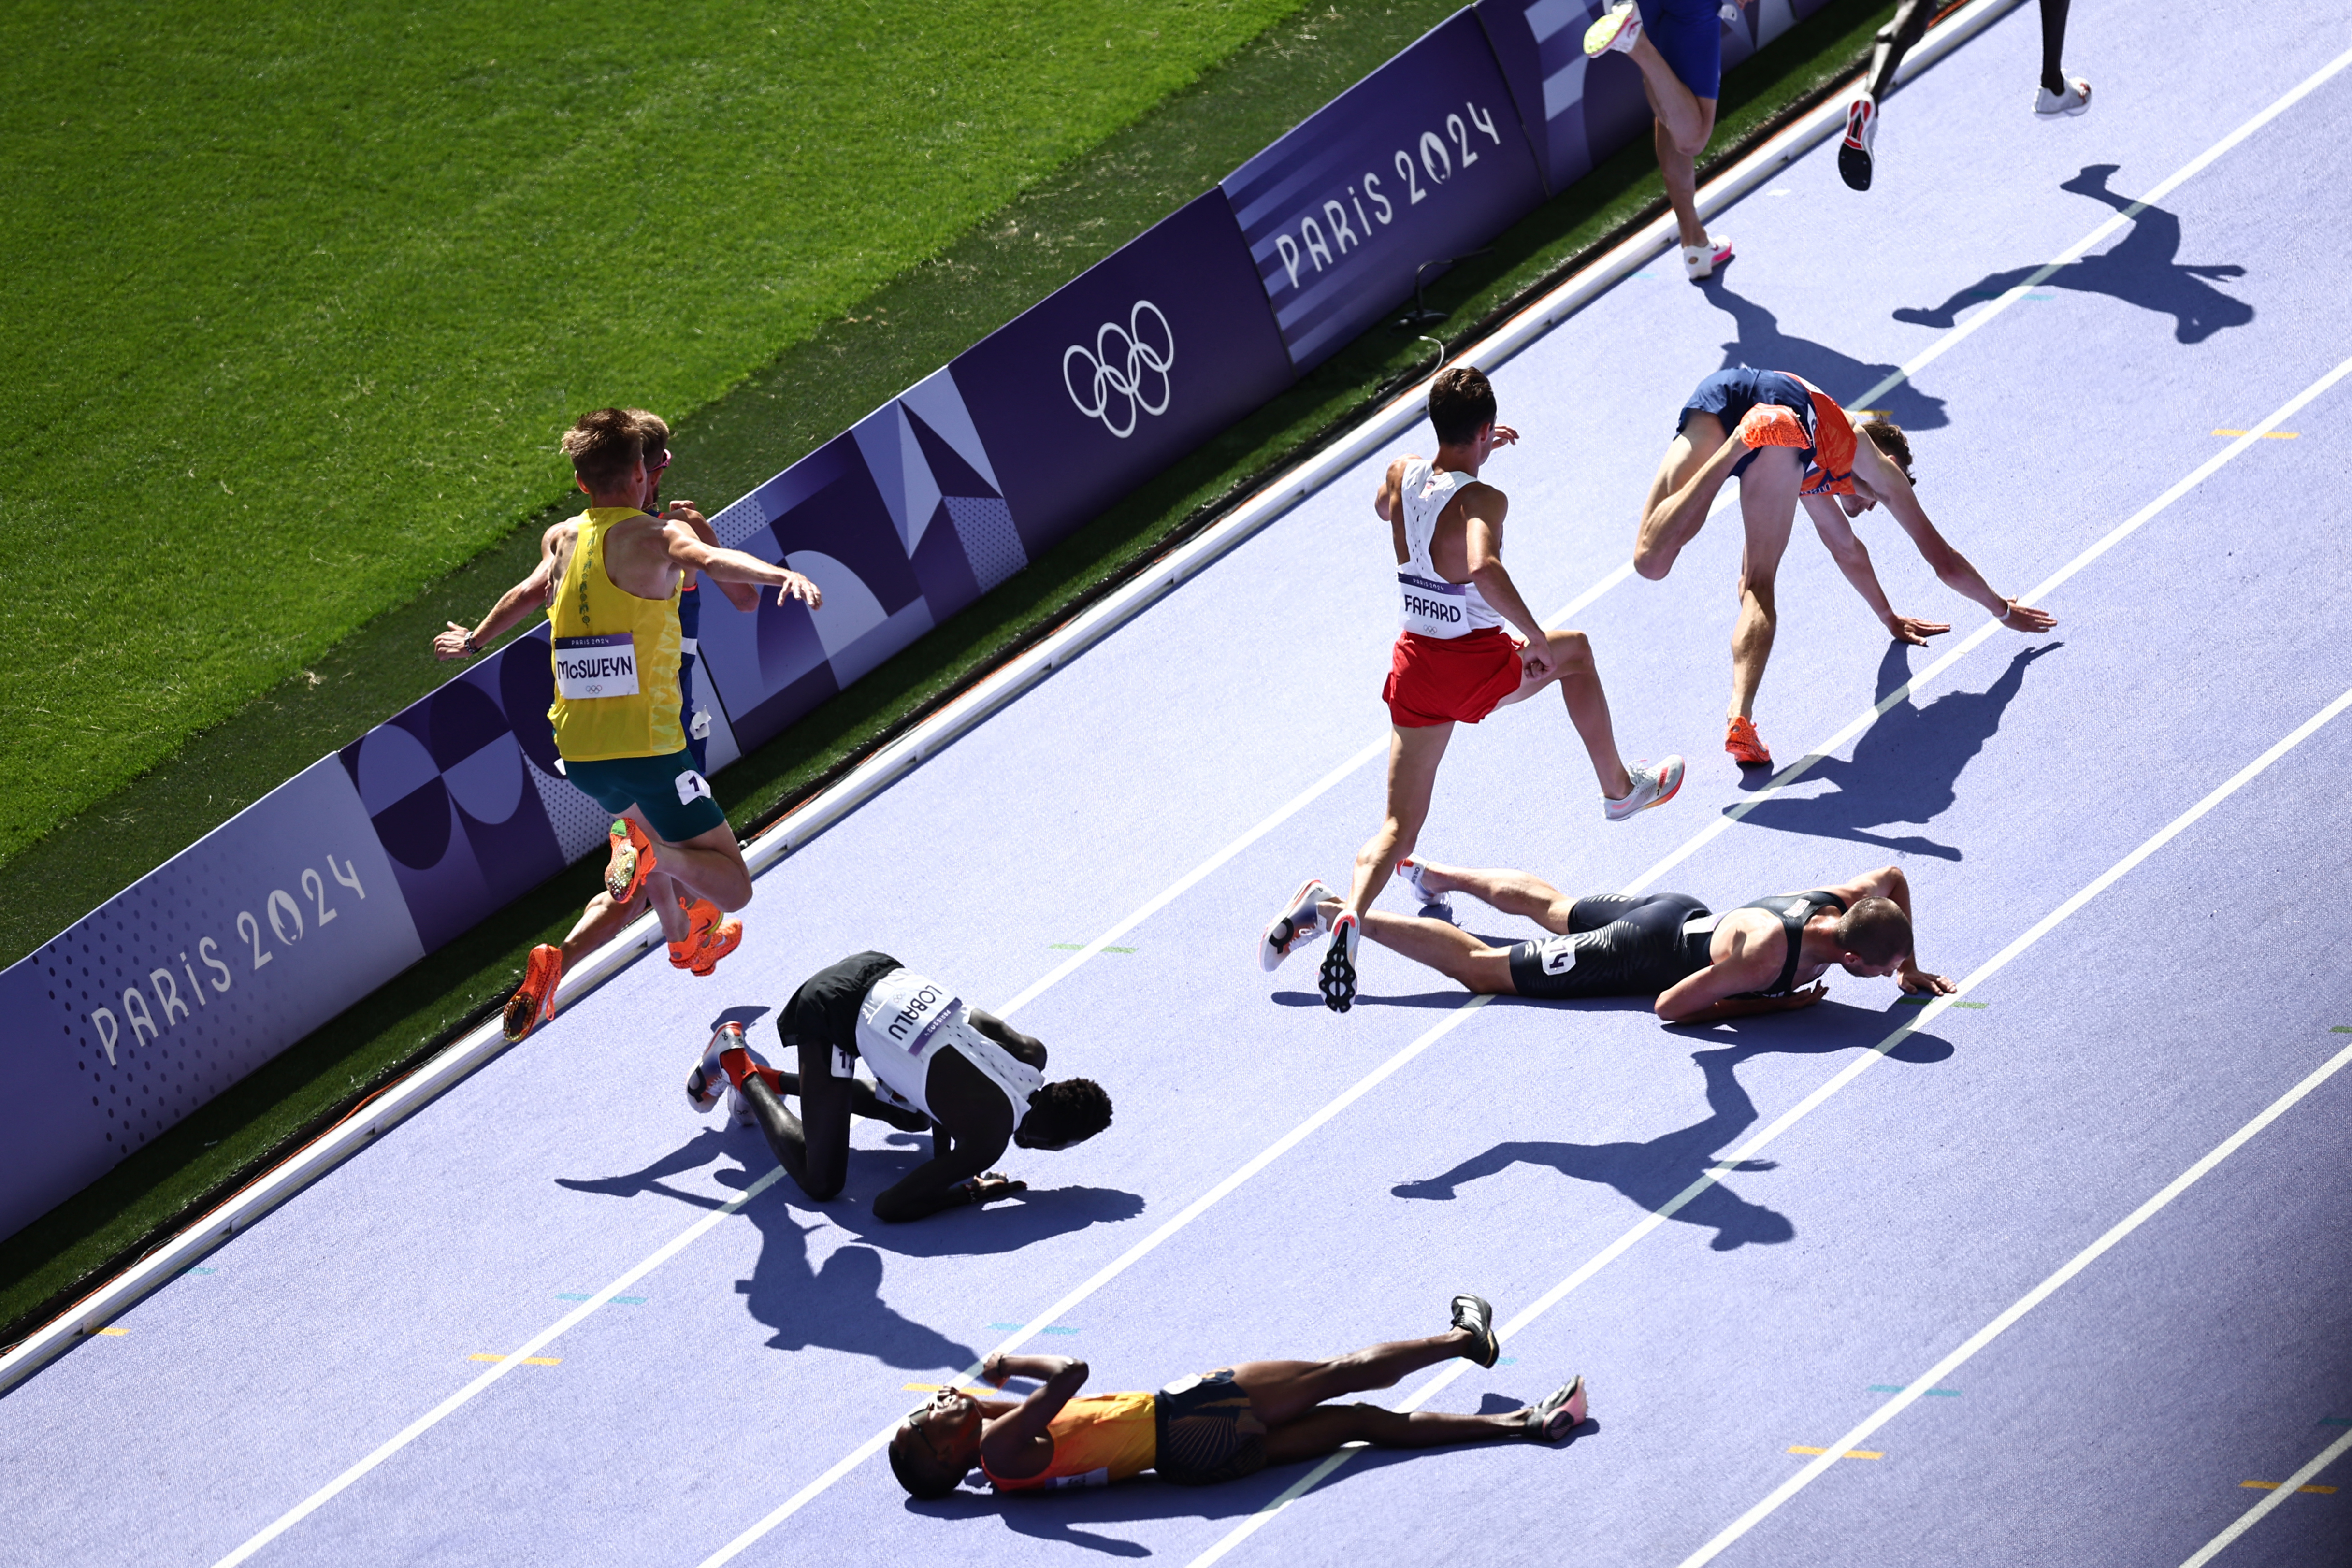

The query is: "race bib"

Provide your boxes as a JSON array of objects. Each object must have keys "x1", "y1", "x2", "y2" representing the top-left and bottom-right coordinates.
[
  {"x1": 553, "y1": 633, "x2": 639, "y2": 699},
  {"x1": 1397, "y1": 571, "x2": 1471, "y2": 639},
  {"x1": 1536, "y1": 934, "x2": 1580, "y2": 976},
  {"x1": 857, "y1": 967, "x2": 959, "y2": 1061},
  {"x1": 674, "y1": 768, "x2": 713, "y2": 805}
]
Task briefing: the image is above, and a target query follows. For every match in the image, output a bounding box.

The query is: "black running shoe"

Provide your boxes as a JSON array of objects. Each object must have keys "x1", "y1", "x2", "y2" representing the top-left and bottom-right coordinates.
[
  {"x1": 1837, "y1": 95, "x2": 1876, "y2": 191},
  {"x1": 1450, "y1": 1293, "x2": 1501, "y2": 1368},
  {"x1": 1527, "y1": 1376, "x2": 1588, "y2": 1441},
  {"x1": 1318, "y1": 913, "x2": 1360, "y2": 1012}
]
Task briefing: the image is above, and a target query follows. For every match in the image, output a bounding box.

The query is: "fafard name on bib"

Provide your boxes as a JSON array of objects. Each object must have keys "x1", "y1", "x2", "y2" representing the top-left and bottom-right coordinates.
[{"x1": 554, "y1": 632, "x2": 640, "y2": 699}]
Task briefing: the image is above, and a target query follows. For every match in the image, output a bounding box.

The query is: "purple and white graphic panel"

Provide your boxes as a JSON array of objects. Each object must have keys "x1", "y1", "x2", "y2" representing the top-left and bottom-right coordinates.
[
  {"x1": 1222, "y1": 9, "x2": 1545, "y2": 371},
  {"x1": 0, "y1": 757, "x2": 422, "y2": 1240},
  {"x1": 950, "y1": 189, "x2": 1293, "y2": 555}
]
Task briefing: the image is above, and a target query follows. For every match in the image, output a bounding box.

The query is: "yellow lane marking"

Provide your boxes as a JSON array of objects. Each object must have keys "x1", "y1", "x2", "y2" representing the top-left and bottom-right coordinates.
[
  {"x1": 2212, "y1": 429, "x2": 2298, "y2": 438},
  {"x1": 2240, "y1": 1480, "x2": 2336, "y2": 1493},
  {"x1": 91, "y1": 1326, "x2": 128, "y2": 1337},
  {"x1": 468, "y1": 1353, "x2": 561, "y2": 1366},
  {"x1": 1788, "y1": 1446, "x2": 1882, "y2": 1459}
]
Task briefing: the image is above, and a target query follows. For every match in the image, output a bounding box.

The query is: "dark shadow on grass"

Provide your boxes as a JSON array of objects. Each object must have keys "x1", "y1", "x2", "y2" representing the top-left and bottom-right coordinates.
[
  {"x1": 1893, "y1": 165, "x2": 2251, "y2": 344},
  {"x1": 1730, "y1": 639, "x2": 2062, "y2": 842},
  {"x1": 1392, "y1": 1005, "x2": 1954, "y2": 1249}
]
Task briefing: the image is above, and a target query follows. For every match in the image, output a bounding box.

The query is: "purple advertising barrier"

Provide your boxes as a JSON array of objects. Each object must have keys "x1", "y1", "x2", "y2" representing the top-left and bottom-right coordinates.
[
  {"x1": 337, "y1": 626, "x2": 612, "y2": 954},
  {"x1": 1477, "y1": 0, "x2": 1835, "y2": 194},
  {"x1": 1221, "y1": 9, "x2": 1547, "y2": 372},
  {"x1": 694, "y1": 190, "x2": 1291, "y2": 753},
  {"x1": 0, "y1": 757, "x2": 424, "y2": 1241}
]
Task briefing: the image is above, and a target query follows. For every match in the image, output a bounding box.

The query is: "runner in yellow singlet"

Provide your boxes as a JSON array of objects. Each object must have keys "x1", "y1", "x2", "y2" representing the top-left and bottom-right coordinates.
[
  {"x1": 889, "y1": 1295, "x2": 1588, "y2": 1499},
  {"x1": 435, "y1": 408, "x2": 823, "y2": 1041}
]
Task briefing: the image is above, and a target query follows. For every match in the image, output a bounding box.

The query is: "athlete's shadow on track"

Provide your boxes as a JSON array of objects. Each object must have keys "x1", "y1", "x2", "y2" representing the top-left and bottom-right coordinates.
[
  {"x1": 1391, "y1": 1007, "x2": 1953, "y2": 1250},
  {"x1": 1894, "y1": 165, "x2": 2251, "y2": 344},
  {"x1": 554, "y1": 1129, "x2": 1142, "y2": 1373},
  {"x1": 1731, "y1": 640, "x2": 2062, "y2": 853},
  {"x1": 1699, "y1": 278, "x2": 1948, "y2": 430}
]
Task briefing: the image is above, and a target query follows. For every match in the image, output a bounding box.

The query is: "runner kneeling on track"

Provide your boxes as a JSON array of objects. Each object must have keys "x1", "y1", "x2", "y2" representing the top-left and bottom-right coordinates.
[
  {"x1": 687, "y1": 952, "x2": 1112, "y2": 1223},
  {"x1": 1324, "y1": 364, "x2": 1684, "y2": 1013},
  {"x1": 1630, "y1": 366, "x2": 2055, "y2": 769},
  {"x1": 1262, "y1": 860, "x2": 1952, "y2": 1023},
  {"x1": 887, "y1": 1294, "x2": 1587, "y2": 1497}
]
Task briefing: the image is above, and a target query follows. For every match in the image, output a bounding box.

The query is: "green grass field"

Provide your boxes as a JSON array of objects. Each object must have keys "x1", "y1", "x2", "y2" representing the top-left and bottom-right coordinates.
[{"x1": 0, "y1": 0, "x2": 1311, "y2": 866}]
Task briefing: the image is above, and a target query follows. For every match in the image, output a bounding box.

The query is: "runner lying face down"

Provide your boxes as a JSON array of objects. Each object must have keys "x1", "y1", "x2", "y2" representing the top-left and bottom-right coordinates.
[
  {"x1": 687, "y1": 952, "x2": 1111, "y2": 1223},
  {"x1": 1629, "y1": 366, "x2": 2055, "y2": 770},
  {"x1": 888, "y1": 1294, "x2": 1586, "y2": 1498},
  {"x1": 1261, "y1": 860, "x2": 1952, "y2": 1024}
]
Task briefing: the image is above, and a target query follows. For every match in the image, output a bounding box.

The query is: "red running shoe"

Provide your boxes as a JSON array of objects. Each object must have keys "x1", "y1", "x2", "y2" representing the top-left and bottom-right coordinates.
[
  {"x1": 504, "y1": 944, "x2": 563, "y2": 1043},
  {"x1": 1736, "y1": 403, "x2": 1809, "y2": 449},
  {"x1": 604, "y1": 818, "x2": 657, "y2": 905},
  {"x1": 1725, "y1": 715, "x2": 1773, "y2": 767}
]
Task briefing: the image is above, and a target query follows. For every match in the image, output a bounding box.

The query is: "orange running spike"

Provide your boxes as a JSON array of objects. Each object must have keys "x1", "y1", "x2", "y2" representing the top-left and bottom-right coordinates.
[
  {"x1": 605, "y1": 818, "x2": 657, "y2": 905},
  {"x1": 504, "y1": 944, "x2": 563, "y2": 1043},
  {"x1": 1736, "y1": 404, "x2": 1810, "y2": 449},
  {"x1": 1724, "y1": 715, "x2": 1773, "y2": 766}
]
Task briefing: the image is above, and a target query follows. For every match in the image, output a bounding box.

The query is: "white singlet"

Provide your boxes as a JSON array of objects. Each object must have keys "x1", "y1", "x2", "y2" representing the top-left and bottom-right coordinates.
[
  {"x1": 852, "y1": 965, "x2": 1043, "y2": 1124},
  {"x1": 1396, "y1": 458, "x2": 1504, "y2": 641}
]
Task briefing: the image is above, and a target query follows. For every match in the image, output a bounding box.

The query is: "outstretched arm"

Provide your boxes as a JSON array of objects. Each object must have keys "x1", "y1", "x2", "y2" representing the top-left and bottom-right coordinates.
[
  {"x1": 1803, "y1": 495, "x2": 1949, "y2": 646},
  {"x1": 433, "y1": 522, "x2": 565, "y2": 659},
  {"x1": 1853, "y1": 440, "x2": 2055, "y2": 632},
  {"x1": 978, "y1": 1355, "x2": 1091, "y2": 1480},
  {"x1": 664, "y1": 503, "x2": 762, "y2": 612},
  {"x1": 661, "y1": 519, "x2": 825, "y2": 609}
]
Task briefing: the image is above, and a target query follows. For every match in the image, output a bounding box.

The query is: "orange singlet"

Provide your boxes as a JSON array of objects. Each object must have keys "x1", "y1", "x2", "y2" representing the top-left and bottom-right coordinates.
[{"x1": 981, "y1": 1391, "x2": 1158, "y2": 1491}]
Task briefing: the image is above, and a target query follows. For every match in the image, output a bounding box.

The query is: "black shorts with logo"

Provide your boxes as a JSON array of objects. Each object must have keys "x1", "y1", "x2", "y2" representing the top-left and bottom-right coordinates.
[
  {"x1": 1154, "y1": 1369, "x2": 1267, "y2": 1486},
  {"x1": 1506, "y1": 892, "x2": 1714, "y2": 1000}
]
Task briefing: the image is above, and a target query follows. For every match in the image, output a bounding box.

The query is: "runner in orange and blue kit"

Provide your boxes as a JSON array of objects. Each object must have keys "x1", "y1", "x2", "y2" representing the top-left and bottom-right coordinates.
[{"x1": 1630, "y1": 366, "x2": 2056, "y2": 769}]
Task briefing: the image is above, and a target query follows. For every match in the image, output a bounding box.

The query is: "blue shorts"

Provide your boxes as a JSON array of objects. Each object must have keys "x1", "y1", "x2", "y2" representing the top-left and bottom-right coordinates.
[
  {"x1": 1638, "y1": 0, "x2": 1725, "y2": 100},
  {"x1": 1679, "y1": 366, "x2": 1817, "y2": 479}
]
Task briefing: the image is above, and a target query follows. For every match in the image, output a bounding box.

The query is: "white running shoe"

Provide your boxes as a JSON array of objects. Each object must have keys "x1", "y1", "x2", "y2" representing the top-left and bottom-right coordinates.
[
  {"x1": 1319, "y1": 912, "x2": 1363, "y2": 1012},
  {"x1": 1604, "y1": 755, "x2": 1687, "y2": 822},
  {"x1": 686, "y1": 1021, "x2": 745, "y2": 1114},
  {"x1": 1583, "y1": 1, "x2": 1642, "y2": 57},
  {"x1": 1837, "y1": 95, "x2": 1877, "y2": 191},
  {"x1": 1395, "y1": 857, "x2": 1454, "y2": 919},
  {"x1": 1260, "y1": 878, "x2": 1336, "y2": 972},
  {"x1": 1682, "y1": 233, "x2": 1734, "y2": 281},
  {"x1": 2033, "y1": 77, "x2": 2092, "y2": 116}
]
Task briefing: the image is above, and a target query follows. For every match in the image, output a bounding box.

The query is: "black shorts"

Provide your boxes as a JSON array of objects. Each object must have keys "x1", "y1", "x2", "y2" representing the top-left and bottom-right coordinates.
[
  {"x1": 1680, "y1": 367, "x2": 1818, "y2": 481},
  {"x1": 1507, "y1": 892, "x2": 1713, "y2": 1000},
  {"x1": 778, "y1": 951, "x2": 903, "y2": 1058},
  {"x1": 1154, "y1": 1369, "x2": 1266, "y2": 1486}
]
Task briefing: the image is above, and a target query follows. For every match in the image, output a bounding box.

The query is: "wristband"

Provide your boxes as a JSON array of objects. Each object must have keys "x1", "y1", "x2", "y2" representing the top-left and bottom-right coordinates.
[{"x1": 462, "y1": 633, "x2": 480, "y2": 656}]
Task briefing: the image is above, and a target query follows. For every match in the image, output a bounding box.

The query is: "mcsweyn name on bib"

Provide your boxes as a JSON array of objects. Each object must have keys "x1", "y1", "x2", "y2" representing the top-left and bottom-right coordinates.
[{"x1": 555, "y1": 633, "x2": 641, "y2": 699}]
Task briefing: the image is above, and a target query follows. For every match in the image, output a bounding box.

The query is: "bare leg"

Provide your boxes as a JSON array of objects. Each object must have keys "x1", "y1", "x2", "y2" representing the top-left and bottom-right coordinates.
[
  {"x1": 1396, "y1": 861, "x2": 1575, "y2": 932},
  {"x1": 1728, "y1": 448, "x2": 1800, "y2": 722},
  {"x1": 1324, "y1": 901, "x2": 1516, "y2": 993},
  {"x1": 558, "y1": 886, "x2": 650, "y2": 967},
  {"x1": 629, "y1": 808, "x2": 753, "y2": 913},
  {"x1": 642, "y1": 869, "x2": 691, "y2": 943},
  {"x1": 1260, "y1": 1402, "x2": 1528, "y2": 1466},
  {"x1": 1634, "y1": 414, "x2": 1740, "y2": 578},
  {"x1": 1345, "y1": 724, "x2": 1454, "y2": 918},
  {"x1": 1228, "y1": 1328, "x2": 1483, "y2": 1427}
]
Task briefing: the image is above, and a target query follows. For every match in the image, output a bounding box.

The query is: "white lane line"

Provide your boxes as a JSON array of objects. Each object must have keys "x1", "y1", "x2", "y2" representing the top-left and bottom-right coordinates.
[
  {"x1": 696, "y1": 341, "x2": 2352, "y2": 1564},
  {"x1": 1631, "y1": 349, "x2": 2352, "y2": 894},
  {"x1": 2180, "y1": 1427, "x2": 2352, "y2": 1567},
  {"x1": 1682, "y1": 1020, "x2": 2352, "y2": 1555},
  {"x1": 691, "y1": 997, "x2": 1497, "y2": 1568},
  {"x1": 208, "y1": 1168, "x2": 785, "y2": 1568},
  {"x1": 1191, "y1": 679, "x2": 2352, "y2": 1568}
]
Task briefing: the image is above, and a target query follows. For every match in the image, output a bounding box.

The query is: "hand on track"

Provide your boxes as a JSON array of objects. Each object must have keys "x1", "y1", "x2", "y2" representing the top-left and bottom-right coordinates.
[
  {"x1": 1899, "y1": 968, "x2": 1956, "y2": 996},
  {"x1": 1884, "y1": 615, "x2": 1951, "y2": 646},
  {"x1": 1997, "y1": 599, "x2": 2057, "y2": 633}
]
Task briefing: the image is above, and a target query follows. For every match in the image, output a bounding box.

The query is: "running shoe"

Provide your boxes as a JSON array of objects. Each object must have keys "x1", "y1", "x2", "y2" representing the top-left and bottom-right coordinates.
[
  {"x1": 1724, "y1": 714, "x2": 1772, "y2": 766},
  {"x1": 687, "y1": 918, "x2": 743, "y2": 977},
  {"x1": 1395, "y1": 857, "x2": 1453, "y2": 919},
  {"x1": 1318, "y1": 912, "x2": 1362, "y2": 1012},
  {"x1": 503, "y1": 943, "x2": 563, "y2": 1044},
  {"x1": 1837, "y1": 94, "x2": 1877, "y2": 191},
  {"x1": 669, "y1": 895, "x2": 721, "y2": 970},
  {"x1": 1603, "y1": 755, "x2": 1686, "y2": 822},
  {"x1": 687, "y1": 1021, "x2": 746, "y2": 1113},
  {"x1": 1260, "y1": 878, "x2": 1336, "y2": 972},
  {"x1": 1582, "y1": 1, "x2": 1641, "y2": 57},
  {"x1": 1736, "y1": 403, "x2": 1809, "y2": 449},
  {"x1": 1450, "y1": 1293, "x2": 1501, "y2": 1369},
  {"x1": 1682, "y1": 233, "x2": 1733, "y2": 281},
  {"x1": 2032, "y1": 76, "x2": 2092, "y2": 116},
  {"x1": 604, "y1": 818, "x2": 657, "y2": 905},
  {"x1": 1527, "y1": 1376, "x2": 1590, "y2": 1442}
]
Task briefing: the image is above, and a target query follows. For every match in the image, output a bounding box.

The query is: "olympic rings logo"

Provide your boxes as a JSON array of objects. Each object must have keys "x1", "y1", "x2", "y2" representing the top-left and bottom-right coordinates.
[{"x1": 1063, "y1": 301, "x2": 1175, "y2": 439}]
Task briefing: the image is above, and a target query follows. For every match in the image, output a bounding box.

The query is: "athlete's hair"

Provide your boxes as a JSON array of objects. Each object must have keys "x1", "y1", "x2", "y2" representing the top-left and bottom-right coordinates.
[
  {"x1": 887, "y1": 1425, "x2": 966, "y2": 1500},
  {"x1": 1857, "y1": 418, "x2": 1914, "y2": 484},
  {"x1": 624, "y1": 408, "x2": 672, "y2": 468},
  {"x1": 1021, "y1": 1078, "x2": 1113, "y2": 1148},
  {"x1": 561, "y1": 407, "x2": 644, "y2": 490},
  {"x1": 1428, "y1": 365, "x2": 1498, "y2": 445},
  {"x1": 1835, "y1": 895, "x2": 1912, "y2": 965}
]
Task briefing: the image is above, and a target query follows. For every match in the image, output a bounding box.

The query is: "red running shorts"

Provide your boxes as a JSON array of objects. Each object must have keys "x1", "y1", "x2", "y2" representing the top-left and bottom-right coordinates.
[{"x1": 1383, "y1": 627, "x2": 1525, "y2": 728}]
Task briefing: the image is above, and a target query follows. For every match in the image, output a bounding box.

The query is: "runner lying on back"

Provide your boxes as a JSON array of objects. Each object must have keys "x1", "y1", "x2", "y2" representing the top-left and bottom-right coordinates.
[
  {"x1": 888, "y1": 1293, "x2": 1586, "y2": 1497},
  {"x1": 1260, "y1": 859, "x2": 1952, "y2": 1023}
]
